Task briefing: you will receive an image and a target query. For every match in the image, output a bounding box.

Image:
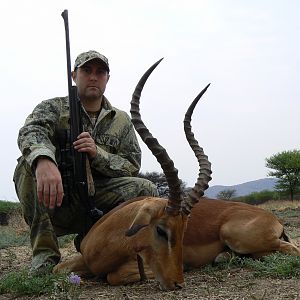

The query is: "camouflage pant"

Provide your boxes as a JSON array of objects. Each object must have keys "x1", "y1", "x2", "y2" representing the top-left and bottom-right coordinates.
[{"x1": 13, "y1": 157, "x2": 158, "y2": 269}]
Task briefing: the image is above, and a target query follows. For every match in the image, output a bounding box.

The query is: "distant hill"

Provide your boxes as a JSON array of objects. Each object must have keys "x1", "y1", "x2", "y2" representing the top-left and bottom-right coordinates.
[{"x1": 204, "y1": 178, "x2": 278, "y2": 198}]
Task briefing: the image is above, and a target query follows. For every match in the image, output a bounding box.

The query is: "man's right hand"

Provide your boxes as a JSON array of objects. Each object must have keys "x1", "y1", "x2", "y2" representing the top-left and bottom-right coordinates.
[{"x1": 35, "y1": 157, "x2": 64, "y2": 209}]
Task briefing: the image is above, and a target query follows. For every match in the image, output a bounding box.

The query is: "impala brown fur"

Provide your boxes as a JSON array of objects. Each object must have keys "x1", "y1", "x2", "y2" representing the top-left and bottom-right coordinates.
[
  {"x1": 54, "y1": 196, "x2": 300, "y2": 287},
  {"x1": 110, "y1": 197, "x2": 300, "y2": 265},
  {"x1": 54, "y1": 197, "x2": 187, "y2": 290},
  {"x1": 183, "y1": 197, "x2": 300, "y2": 269}
]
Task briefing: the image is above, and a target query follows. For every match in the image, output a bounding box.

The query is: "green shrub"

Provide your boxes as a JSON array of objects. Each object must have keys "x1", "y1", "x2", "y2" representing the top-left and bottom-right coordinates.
[
  {"x1": 0, "y1": 200, "x2": 21, "y2": 214},
  {"x1": 0, "y1": 269, "x2": 82, "y2": 298},
  {"x1": 0, "y1": 268, "x2": 57, "y2": 296},
  {"x1": 236, "y1": 190, "x2": 279, "y2": 205},
  {"x1": 202, "y1": 252, "x2": 300, "y2": 279},
  {"x1": 244, "y1": 253, "x2": 300, "y2": 278}
]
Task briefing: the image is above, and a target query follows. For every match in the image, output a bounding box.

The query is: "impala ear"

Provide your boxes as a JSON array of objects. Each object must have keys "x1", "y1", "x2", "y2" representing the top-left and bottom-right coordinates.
[
  {"x1": 125, "y1": 224, "x2": 148, "y2": 236},
  {"x1": 125, "y1": 202, "x2": 160, "y2": 237}
]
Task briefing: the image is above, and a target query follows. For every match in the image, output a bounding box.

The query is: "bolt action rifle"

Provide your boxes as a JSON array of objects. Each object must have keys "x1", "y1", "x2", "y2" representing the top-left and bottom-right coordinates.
[{"x1": 61, "y1": 10, "x2": 103, "y2": 230}]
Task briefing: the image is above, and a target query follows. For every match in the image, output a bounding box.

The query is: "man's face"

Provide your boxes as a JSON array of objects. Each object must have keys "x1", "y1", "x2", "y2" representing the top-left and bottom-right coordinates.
[{"x1": 72, "y1": 59, "x2": 110, "y2": 101}]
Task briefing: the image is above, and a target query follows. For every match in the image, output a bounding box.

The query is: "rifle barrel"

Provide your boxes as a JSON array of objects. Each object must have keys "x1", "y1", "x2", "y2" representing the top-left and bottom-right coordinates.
[{"x1": 61, "y1": 10, "x2": 73, "y2": 93}]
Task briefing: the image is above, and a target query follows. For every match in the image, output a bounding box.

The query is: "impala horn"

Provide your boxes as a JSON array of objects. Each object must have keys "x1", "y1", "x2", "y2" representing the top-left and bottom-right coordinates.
[
  {"x1": 130, "y1": 59, "x2": 183, "y2": 216},
  {"x1": 181, "y1": 84, "x2": 212, "y2": 215}
]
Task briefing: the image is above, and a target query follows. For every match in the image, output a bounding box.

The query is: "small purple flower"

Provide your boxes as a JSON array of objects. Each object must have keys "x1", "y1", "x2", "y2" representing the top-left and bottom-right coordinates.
[{"x1": 69, "y1": 273, "x2": 81, "y2": 285}]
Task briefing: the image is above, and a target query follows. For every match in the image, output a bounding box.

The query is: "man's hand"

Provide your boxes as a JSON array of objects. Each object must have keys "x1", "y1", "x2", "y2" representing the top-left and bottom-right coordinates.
[
  {"x1": 73, "y1": 132, "x2": 97, "y2": 159},
  {"x1": 35, "y1": 157, "x2": 64, "y2": 209}
]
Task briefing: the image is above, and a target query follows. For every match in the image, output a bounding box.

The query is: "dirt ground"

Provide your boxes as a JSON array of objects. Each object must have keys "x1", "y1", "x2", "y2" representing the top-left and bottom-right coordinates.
[{"x1": 1, "y1": 209, "x2": 300, "y2": 300}]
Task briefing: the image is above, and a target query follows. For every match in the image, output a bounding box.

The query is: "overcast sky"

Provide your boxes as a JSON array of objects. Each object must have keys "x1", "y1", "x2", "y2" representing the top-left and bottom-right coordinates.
[{"x1": 1, "y1": 0, "x2": 299, "y2": 201}]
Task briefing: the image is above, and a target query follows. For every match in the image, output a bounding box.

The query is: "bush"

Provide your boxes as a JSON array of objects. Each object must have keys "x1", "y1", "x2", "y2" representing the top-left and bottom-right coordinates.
[
  {"x1": 0, "y1": 200, "x2": 21, "y2": 214},
  {"x1": 0, "y1": 200, "x2": 21, "y2": 226},
  {"x1": 236, "y1": 190, "x2": 279, "y2": 205}
]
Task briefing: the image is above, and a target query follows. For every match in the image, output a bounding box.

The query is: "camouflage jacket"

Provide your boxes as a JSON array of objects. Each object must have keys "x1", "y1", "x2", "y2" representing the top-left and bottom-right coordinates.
[{"x1": 17, "y1": 96, "x2": 141, "y2": 178}]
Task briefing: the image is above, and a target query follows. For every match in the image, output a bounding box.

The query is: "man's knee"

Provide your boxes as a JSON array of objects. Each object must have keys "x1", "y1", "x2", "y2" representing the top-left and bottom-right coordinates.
[
  {"x1": 134, "y1": 177, "x2": 159, "y2": 197},
  {"x1": 14, "y1": 157, "x2": 35, "y2": 199},
  {"x1": 13, "y1": 157, "x2": 37, "y2": 223}
]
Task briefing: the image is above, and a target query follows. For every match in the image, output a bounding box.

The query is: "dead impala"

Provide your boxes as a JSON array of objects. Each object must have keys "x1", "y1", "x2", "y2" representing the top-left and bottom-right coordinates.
[{"x1": 53, "y1": 60, "x2": 300, "y2": 290}]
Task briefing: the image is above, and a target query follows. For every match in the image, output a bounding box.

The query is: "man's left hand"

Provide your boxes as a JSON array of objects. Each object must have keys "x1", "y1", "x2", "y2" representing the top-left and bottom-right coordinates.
[{"x1": 73, "y1": 132, "x2": 97, "y2": 159}]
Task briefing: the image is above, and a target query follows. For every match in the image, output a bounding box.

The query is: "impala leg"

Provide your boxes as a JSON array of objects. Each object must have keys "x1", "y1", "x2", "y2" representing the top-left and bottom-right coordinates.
[
  {"x1": 275, "y1": 240, "x2": 300, "y2": 256},
  {"x1": 250, "y1": 240, "x2": 300, "y2": 258},
  {"x1": 214, "y1": 250, "x2": 236, "y2": 264},
  {"x1": 53, "y1": 253, "x2": 93, "y2": 277},
  {"x1": 107, "y1": 259, "x2": 154, "y2": 286},
  {"x1": 220, "y1": 215, "x2": 300, "y2": 258}
]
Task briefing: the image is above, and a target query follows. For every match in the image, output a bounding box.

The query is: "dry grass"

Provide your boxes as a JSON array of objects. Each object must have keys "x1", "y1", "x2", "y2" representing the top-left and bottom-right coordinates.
[{"x1": 258, "y1": 200, "x2": 300, "y2": 211}]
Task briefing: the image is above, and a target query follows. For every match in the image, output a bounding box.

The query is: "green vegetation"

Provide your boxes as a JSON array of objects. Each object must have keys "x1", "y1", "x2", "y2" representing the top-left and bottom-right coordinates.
[
  {"x1": 0, "y1": 200, "x2": 21, "y2": 214},
  {"x1": 236, "y1": 190, "x2": 279, "y2": 205},
  {"x1": 216, "y1": 189, "x2": 237, "y2": 200},
  {"x1": 0, "y1": 269, "x2": 81, "y2": 298},
  {"x1": 244, "y1": 253, "x2": 300, "y2": 278},
  {"x1": 266, "y1": 149, "x2": 300, "y2": 201},
  {"x1": 0, "y1": 200, "x2": 28, "y2": 249},
  {"x1": 0, "y1": 269, "x2": 58, "y2": 296},
  {"x1": 202, "y1": 252, "x2": 300, "y2": 279}
]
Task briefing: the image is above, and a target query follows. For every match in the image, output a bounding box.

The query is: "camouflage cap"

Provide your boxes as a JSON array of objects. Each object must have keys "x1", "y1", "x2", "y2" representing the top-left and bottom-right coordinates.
[{"x1": 74, "y1": 50, "x2": 110, "y2": 72}]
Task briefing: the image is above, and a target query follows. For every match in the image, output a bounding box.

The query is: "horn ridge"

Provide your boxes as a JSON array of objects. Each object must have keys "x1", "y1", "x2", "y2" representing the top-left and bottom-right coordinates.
[
  {"x1": 182, "y1": 84, "x2": 212, "y2": 215},
  {"x1": 130, "y1": 59, "x2": 183, "y2": 215}
]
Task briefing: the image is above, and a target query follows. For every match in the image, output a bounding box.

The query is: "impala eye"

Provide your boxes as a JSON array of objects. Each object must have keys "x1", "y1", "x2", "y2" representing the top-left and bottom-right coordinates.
[{"x1": 156, "y1": 225, "x2": 168, "y2": 241}]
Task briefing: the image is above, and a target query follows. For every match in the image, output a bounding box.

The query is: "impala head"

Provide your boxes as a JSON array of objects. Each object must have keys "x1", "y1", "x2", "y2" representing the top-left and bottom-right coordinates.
[
  {"x1": 125, "y1": 198, "x2": 186, "y2": 290},
  {"x1": 129, "y1": 59, "x2": 211, "y2": 290}
]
